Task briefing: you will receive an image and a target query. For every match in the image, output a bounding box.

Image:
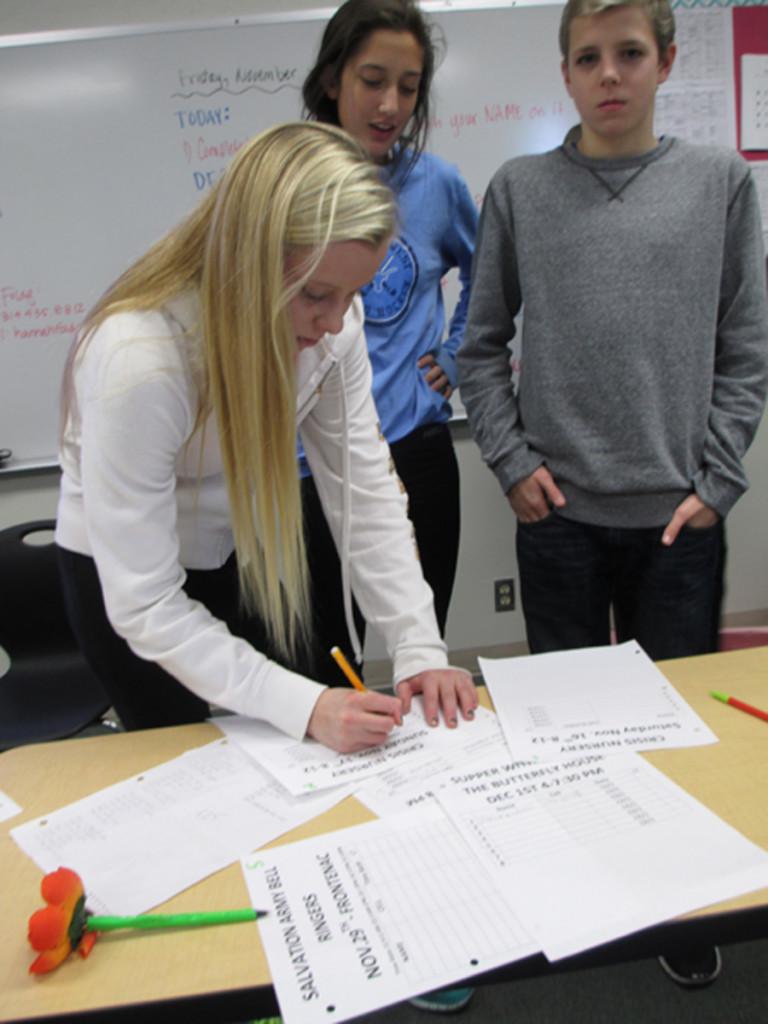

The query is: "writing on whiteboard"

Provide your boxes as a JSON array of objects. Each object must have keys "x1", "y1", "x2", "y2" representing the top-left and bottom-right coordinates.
[
  {"x1": 192, "y1": 168, "x2": 226, "y2": 191},
  {"x1": 444, "y1": 98, "x2": 568, "y2": 137},
  {"x1": 173, "y1": 65, "x2": 299, "y2": 98},
  {"x1": 182, "y1": 137, "x2": 245, "y2": 163},
  {"x1": 0, "y1": 286, "x2": 83, "y2": 343},
  {"x1": 234, "y1": 65, "x2": 298, "y2": 89},
  {"x1": 174, "y1": 108, "x2": 239, "y2": 190},
  {"x1": 177, "y1": 68, "x2": 229, "y2": 91},
  {"x1": 174, "y1": 106, "x2": 231, "y2": 129},
  {"x1": 1, "y1": 286, "x2": 33, "y2": 308}
]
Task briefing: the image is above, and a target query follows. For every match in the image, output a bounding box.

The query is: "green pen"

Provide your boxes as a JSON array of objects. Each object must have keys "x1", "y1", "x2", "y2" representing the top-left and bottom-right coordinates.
[
  {"x1": 27, "y1": 865, "x2": 270, "y2": 975},
  {"x1": 86, "y1": 908, "x2": 267, "y2": 932}
]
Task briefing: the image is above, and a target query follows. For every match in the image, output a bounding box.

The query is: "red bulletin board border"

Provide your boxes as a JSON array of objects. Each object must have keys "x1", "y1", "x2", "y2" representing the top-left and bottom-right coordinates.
[{"x1": 732, "y1": 5, "x2": 768, "y2": 162}]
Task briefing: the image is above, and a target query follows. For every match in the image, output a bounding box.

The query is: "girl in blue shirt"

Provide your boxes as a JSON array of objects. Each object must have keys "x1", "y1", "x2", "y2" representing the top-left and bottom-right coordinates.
[{"x1": 301, "y1": 0, "x2": 478, "y2": 687}]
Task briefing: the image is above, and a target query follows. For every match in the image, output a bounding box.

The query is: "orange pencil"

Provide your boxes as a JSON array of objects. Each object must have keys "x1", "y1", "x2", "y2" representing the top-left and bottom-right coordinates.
[{"x1": 330, "y1": 646, "x2": 367, "y2": 692}]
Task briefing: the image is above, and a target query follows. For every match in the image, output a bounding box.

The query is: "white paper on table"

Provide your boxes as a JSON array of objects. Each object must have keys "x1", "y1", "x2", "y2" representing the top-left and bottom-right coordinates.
[
  {"x1": 11, "y1": 739, "x2": 350, "y2": 915},
  {"x1": 0, "y1": 787, "x2": 22, "y2": 823},
  {"x1": 354, "y1": 706, "x2": 527, "y2": 817},
  {"x1": 241, "y1": 805, "x2": 538, "y2": 1024},
  {"x1": 741, "y1": 54, "x2": 768, "y2": 150},
  {"x1": 480, "y1": 641, "x2": 717, "y2": 761},
  {"x1": 435, "y1": 750, "x2": 768, "y2": 961},
  {"x1": 218, "y1": 699, "x2": 490, "y2": 795}
]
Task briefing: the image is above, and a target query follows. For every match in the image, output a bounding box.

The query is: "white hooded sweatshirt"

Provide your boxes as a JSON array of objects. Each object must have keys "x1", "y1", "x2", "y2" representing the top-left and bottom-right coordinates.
[{"x1": 57, "y1": 292, "x2": 448, "y2": 739}]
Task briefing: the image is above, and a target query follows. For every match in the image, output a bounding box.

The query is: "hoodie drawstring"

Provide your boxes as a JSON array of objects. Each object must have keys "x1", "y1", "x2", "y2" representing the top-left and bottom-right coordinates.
[{"x1": 338, "y1": 359, "x2": 364, "y2": 664}]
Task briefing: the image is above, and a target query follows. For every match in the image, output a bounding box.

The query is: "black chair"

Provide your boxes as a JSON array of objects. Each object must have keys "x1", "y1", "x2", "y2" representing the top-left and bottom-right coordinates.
[{"x1": 0, "y1": 520, "x2": 113, "y2": 749}]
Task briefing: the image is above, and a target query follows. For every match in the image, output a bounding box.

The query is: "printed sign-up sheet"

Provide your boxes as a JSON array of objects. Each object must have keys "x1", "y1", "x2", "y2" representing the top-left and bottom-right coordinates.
[{"x1": 242, "y1": 806, "x2": 537, "y2": 1024}]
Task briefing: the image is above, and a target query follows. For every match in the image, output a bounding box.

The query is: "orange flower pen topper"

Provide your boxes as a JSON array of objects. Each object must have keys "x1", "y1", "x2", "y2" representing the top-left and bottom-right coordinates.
[
  {"x1": 27, "y1": 867, "x2": 96, "y2": 975},
  {"x1": 27, "y1": 866, "x2": 266, "y2": 975}
]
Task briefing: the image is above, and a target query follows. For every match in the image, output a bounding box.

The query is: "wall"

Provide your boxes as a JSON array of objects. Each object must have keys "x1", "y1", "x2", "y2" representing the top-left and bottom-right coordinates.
[{"x1": 1, "y1": 0, "x2": 766, "y2": 669}]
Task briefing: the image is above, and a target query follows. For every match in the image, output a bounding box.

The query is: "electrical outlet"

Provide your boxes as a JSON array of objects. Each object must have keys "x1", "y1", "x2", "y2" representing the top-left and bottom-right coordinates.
[{"x1": 494, "y1": 578, "x2": 515, "y2": 612}]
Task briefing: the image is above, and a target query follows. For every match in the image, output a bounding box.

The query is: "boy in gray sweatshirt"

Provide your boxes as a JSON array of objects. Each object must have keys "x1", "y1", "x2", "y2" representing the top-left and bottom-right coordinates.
[
  {"x1": 458, "y1": 0, "x2": 767, "y2": 988},
  {"x1": 459, "y1": 0, "x2": 766, "y2": 658}
]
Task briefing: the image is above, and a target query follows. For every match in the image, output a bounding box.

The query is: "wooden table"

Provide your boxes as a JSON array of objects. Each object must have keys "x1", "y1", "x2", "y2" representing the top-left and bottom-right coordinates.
[{"x1": 2, "y1": 646, "x2": 767, "y2": 1023}]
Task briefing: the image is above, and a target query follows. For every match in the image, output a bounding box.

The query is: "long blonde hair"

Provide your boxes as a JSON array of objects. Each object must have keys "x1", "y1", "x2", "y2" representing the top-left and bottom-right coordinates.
[{"x1": 63, "y1": 122, "x2": 396, "y2": 660}]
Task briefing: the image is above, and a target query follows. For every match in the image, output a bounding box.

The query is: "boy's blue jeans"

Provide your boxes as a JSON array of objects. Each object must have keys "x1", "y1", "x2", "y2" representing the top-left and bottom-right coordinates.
[{"x1": 516, "y1": 512, "x2": 725, "y2": 660}]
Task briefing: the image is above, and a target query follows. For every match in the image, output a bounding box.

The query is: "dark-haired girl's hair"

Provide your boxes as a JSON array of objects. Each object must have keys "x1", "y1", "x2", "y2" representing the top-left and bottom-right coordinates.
[{"x1": 302, "y1": 0, "x2": 440, "y2": 178}]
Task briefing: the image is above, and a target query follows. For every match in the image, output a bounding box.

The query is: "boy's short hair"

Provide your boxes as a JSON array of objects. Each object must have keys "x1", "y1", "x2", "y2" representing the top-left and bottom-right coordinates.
[{"x1": 559, "y1": 0, "x2": 676, "y2": 60}]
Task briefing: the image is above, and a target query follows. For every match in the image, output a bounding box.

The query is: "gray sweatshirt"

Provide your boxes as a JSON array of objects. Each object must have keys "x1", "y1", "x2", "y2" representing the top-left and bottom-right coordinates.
[{"x1": 458, "y1": 137, "x2": 768, "y2": 528}]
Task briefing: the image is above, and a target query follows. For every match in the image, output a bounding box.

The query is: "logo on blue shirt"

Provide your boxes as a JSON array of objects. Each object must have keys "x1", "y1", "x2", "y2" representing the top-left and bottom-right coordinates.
[{"x1": 362, "y1": 237, "x2": 418, "y2": 325}]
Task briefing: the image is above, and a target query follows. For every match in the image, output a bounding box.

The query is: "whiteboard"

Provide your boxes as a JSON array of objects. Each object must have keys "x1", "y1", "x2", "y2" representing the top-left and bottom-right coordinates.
[
  {"x1": 0, "y1": 5, "x2": 573, "y2": 467},
  {"x1": 0, "y1": 4, "x2": 745, "y2": 467}
]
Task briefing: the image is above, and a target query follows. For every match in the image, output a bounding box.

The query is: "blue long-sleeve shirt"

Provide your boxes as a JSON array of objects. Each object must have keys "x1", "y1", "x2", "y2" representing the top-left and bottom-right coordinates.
[
  {"x1": 363, "y1": 151, "x2": 477, "y2": 443},
  {"x1": 300, "y1": 151, "x2": 477, "y2": 475}
]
